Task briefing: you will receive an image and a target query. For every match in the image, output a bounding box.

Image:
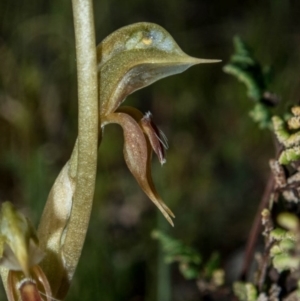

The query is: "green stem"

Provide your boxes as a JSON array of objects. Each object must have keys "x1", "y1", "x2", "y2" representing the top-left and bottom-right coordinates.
[{"x1": 58, "y1": 0, "x2": 99, "y2": 296}]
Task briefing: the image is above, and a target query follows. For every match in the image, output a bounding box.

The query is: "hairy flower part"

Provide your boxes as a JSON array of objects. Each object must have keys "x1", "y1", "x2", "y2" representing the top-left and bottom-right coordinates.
[
  {"x1": 140, "y1": 111, "x2": 168, "y2": 165},
  {"x1": 102, "y1": 112, "x2": 175, "y2": 226},
  {"x1": 116, "y1": 107, "x2": 168, "y2": 164}
]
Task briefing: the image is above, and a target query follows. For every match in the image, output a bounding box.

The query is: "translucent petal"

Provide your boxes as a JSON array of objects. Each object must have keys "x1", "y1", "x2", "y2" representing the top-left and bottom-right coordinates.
[
  {"x1": 117, "y1": 107, "x2": 168, "y2": 165},
  {"x1": 0, "y1": 240, "x2": 44, "y2": 272},
  {"x1": 140, "y1": 111, "x2": 168, "y2": 165},
  {"x1": 0, "y1": 202, "x2": 43, "y2": 277}
]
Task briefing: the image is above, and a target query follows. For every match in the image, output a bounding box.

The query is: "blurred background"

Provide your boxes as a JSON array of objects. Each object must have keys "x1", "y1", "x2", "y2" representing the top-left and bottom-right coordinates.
[{"x1": 0, "y1": 0, "x2": 300, "y2": 300}]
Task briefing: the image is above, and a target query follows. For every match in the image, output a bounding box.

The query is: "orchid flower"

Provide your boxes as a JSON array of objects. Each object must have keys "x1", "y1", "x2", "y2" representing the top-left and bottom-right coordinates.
[{"x1": 97, "y1": 22, "x2": 220, "y2": 225}]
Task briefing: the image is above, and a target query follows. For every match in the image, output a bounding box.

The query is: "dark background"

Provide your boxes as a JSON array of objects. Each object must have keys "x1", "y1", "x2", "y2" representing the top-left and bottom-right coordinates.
[{"x1": 0, "y1": 0, "x2": 300, "y2": 300}]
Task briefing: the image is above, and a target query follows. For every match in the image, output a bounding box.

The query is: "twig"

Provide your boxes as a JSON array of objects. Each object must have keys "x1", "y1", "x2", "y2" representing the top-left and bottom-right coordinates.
[{"x1": 240, "y1": 174, "x2": 275, "y2": 280}]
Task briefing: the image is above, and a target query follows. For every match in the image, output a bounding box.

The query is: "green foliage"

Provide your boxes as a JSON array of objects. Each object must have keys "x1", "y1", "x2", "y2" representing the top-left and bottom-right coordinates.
[
  {"x1": 233, "y1": 282, "x2": 257, "y2": 301},
  {"x1": 152, "y1": 230, "x2": 202, "y2": 280},
  {"x1": 272, "y1": 108, "x2": 300, "y2": 164},
  {"x1": 268, "y1": 213, "x2": 300, "y2": 273},
  {"x1": 225, "y1": 32, "x2": 300, "y2": 300},
  {"x1": 223, "y1": 36, "x2": 274, "y2": 129},
  {"x1": 152, "y1": 230, "x2": 222, "y2": 285},
  {"x1": 224, "y1": 37, "x2": 265, "y2": 101},
  {"x1": 249, "y1": 103, "x2": 272, "y2": 129}
]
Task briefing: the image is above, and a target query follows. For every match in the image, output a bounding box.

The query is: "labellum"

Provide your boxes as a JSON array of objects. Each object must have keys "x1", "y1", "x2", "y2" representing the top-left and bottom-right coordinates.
[
  {"x1": 102, "y1": 111, "x2": 174, "y2": 225},
  {"x1": 7, "y1": 265, "x2": 52, "y2": 301}
]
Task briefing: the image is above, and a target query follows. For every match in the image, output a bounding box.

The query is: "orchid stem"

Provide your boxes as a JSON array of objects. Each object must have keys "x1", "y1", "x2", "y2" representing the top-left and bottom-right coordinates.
[{"x1": 58, "y1": 0, "x2": 99, "y2": 295}]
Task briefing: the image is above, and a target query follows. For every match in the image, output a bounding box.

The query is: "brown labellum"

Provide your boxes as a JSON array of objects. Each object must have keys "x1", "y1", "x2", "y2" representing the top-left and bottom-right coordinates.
[
  {"x1": 102, "y1": 112, "x2": 175, "y2": 225},
  {"x1": 18, "y1": 280, "x2": 42, "y2": 301},
  {"x1": 7, "y1": 265, "x2": 52, "y2": 301}
]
